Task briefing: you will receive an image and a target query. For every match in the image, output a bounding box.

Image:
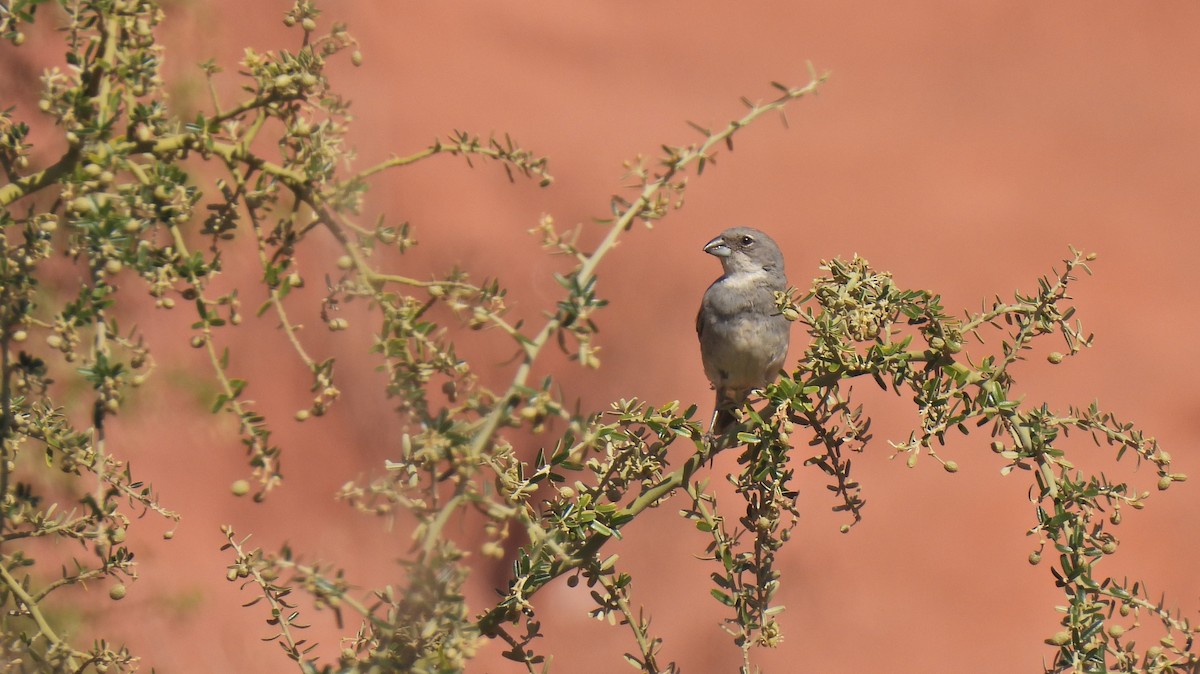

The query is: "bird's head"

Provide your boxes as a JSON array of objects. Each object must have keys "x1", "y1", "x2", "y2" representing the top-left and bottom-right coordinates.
[{"x1": 703, "y1": 227, "x2": 785, "y2": 276}]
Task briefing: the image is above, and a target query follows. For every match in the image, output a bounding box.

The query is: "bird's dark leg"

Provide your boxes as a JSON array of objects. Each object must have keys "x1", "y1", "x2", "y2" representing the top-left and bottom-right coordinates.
[{"x1": 704, "y1": 390, "x2": 746, "y2": 464}]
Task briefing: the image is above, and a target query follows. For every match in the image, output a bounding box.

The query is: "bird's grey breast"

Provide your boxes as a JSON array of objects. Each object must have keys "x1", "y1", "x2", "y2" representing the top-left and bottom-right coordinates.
[{"x1": 699, "y1": 271, "x2": 789, "y2": 388}]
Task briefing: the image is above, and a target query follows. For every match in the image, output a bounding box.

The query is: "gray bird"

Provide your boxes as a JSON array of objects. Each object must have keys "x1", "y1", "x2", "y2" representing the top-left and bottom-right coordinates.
[{"x1": 696, "y1": 227, "x2": 791, "y2": 434}]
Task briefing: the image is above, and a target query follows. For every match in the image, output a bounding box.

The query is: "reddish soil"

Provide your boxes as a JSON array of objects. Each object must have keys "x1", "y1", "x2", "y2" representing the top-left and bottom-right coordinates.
[{"x1": 4, "y1": 2, "x2": 1199, "y2": 673}]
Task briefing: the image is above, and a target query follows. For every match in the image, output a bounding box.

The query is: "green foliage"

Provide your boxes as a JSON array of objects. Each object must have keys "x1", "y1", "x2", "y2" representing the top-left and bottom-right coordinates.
[{"x1": 0, "y1": 1, "x2": 1192, "y2": 673}]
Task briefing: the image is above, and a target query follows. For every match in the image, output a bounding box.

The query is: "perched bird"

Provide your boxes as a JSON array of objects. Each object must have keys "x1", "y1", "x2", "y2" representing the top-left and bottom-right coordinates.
[{"x1": 696, "y1": 227, "x2": 791, "y2": 434}]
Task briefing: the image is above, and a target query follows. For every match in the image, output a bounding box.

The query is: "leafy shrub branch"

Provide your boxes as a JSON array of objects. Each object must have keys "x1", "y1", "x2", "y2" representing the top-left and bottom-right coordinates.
[{"x1": 0, "y1": 1, "x2": 1191, "y2": 673}]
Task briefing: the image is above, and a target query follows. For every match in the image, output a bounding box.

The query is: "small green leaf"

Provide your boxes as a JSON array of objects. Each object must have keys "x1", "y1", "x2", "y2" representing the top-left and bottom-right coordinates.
[{"x1": 710, "y1": 589, "x2": 734, "y2": 606}]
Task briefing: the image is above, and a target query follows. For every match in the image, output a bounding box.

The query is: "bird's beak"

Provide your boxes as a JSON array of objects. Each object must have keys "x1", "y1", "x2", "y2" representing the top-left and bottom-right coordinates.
[{"x1": 703, "y1": 236, "x2": 731, "y2": 258}]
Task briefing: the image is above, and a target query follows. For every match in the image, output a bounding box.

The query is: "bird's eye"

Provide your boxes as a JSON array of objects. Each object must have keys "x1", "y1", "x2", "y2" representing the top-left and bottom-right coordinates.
[{"x1": 740, "y1": 235, "x2": 754, "y2": 246}]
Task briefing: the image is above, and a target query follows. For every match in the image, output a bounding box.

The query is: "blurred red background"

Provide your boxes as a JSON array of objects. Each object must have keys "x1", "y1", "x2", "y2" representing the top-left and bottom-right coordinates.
[{"x1": 4, "y1": 2, "x2": 1200, "y2": 672}]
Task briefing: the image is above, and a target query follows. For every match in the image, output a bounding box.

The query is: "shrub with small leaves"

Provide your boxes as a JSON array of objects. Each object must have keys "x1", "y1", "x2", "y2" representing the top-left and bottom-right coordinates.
[{"x1": 0, "y1": 1, "x2": 1191, "y2": 674}]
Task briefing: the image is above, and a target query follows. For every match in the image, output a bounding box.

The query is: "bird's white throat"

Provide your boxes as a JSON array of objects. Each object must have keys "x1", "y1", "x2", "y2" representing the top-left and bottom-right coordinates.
[{"x1": 720, "y1": 269, "x2": 774, "y2": 289}]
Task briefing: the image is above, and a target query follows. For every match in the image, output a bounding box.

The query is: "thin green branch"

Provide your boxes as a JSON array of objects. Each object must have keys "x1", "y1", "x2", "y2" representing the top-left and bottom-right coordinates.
[
  {"x1": 0, "y1": 147, "x2": 81, "y2": 207},
  {"x1": 596, "y1": 572, "x2": 670, "y2": 674},
  {"x1": 0, "y1": 562, "x2": 81, "y2": 670},
  {"x1": 349, "y1": 146, "x2": 438, "y2": 181}
]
